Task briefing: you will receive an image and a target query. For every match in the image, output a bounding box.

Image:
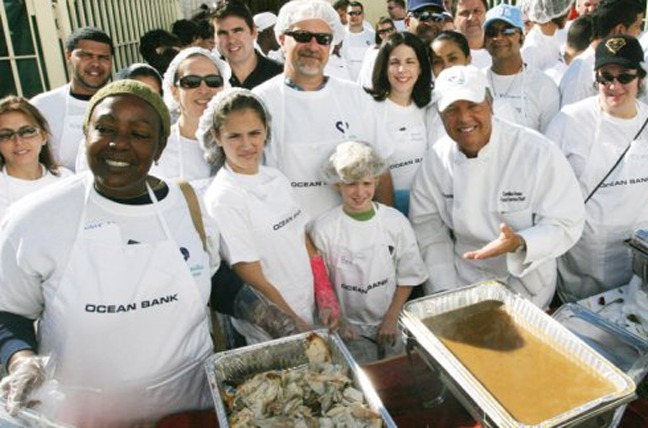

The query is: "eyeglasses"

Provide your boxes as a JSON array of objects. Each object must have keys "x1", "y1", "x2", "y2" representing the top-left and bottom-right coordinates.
[
  {"x1": 0, "y1": 127, "x2": 40, "y2": 143},
  {"x1": 412, "y1": 11, "x2": 445, "y2": 23},
  {"x1": 175, "y1": 74, "x2": 224, "y2": 89},
  {"x1": 595, "y1": 72, "x2": 639, "y2": 85},
  {"x1": 377, "y1": 27, "x2": 396, "y2": 35},
  {"x1": 484, "y1": 26, "x2": 519, "y2": 38},
  {"x1": 285, "y1": 30, "x2": 334, "y2": 46},
  {"x1": 347, "y1": 10, "x2": 363, "y2": 16}
]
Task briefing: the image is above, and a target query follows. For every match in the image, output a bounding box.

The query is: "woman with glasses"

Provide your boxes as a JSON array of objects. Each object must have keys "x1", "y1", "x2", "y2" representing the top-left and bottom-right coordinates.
[
  {"x1": 368, "y1": 31, "x2": 431, "y2": 216},
  {"x1": 156, "y1": 47, "x2": 231, "y2": 194},
  {"x1": 0, "y1": 96, "x2": 72, "y2": 220},
  {"x1": 546, "y1": 35, "x2": 648, "y2": 302},
  {"x1": 357, "y1": 16, "x2": 396, "y2": 89}
]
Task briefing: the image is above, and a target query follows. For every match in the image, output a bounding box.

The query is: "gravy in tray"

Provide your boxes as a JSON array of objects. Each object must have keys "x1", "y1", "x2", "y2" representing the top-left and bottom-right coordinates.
[{"x1": 423, "y1": 300, "x2": 616, "y2": 425}]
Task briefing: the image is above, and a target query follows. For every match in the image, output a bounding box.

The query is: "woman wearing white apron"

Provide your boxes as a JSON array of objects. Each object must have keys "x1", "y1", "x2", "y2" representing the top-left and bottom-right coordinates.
[
  {"x1": 153, "y1": 47, "x2": 231, "y2": 196},
  {"x1": 546, "y1": 35, "x2": 648, "y2": 302},
  {"x1": 311, "y1": 142, "x2": 428, "y2": 364},
  {"x1": 201, "y1": 89, "x2": 341, "y2": 344},
  {"x1": 0, "y1": 96, "x2": 73, "y2": 220},
  {"x1": 367, "y1": 32, "x2": 432, "y2": 216},
  {"x1": 0, "y1": 81, "x2": 219, "y2": 426}
]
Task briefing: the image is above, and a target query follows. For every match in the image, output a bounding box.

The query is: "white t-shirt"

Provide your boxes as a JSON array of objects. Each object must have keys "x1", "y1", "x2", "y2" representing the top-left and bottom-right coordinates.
[
  {"x1": 409, "y1": 117, "x2": 585, "y2": 308},
  {"x1": 357, "y1": 46, "x2": 379, "y2": 90},
  {"x1": 485, "y1": 65, "x2": 560, "y2": 132},
  {"x1": 341, "y1": 28, "x2": 376, "y2": 81},
  {"x1": 203, "y1": 165, "x2": 314, "y2": 324},
  {"x1": 559, "y1": 45, "x2": 596, "y2": 108},
  {"x1": 544, "y1": 59, "x2": 569, "y2": 87},
  {"x1": 0, "y1": 174, "x2": 220, "y2": 320},
  {"x1": 311, "y1": 203, "x2": 427, "y2": 325},
  {"x1": 31, "y1": 84, "x2": 87, "y2": 171},
  {"x1": 522, "y1": 26, "x2": 563, "y2": 71},
  {"x1": 325, "y1": 54, "x2": 353, "y2": 82},
  {"x1": 0, "y1": 166, "x2": 73, "y2": 221},
  {"x1": 253, "y1": 75, "x2": 388, "y2": 219},
  {"x1": 470, "y1": 48, "x2": 492, "y2": 70}
]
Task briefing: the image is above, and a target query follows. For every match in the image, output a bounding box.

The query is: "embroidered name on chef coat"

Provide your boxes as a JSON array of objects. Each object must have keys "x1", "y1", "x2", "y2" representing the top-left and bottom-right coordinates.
[{"x1": 500, "y1": 191, "x2": 526, "y2": 202}]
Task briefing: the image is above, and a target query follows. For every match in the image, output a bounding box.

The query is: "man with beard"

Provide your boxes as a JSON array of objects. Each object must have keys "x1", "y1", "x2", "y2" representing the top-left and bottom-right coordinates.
[
  {"x1": 253, "y1": 0, "x2": 394, "y2": 220},
  {"x1": 31, "y1": 27, "x2": 113, "y2": 171},
  {"x1": 405, "y1": 0, "x2": 446, "y2": 46}
]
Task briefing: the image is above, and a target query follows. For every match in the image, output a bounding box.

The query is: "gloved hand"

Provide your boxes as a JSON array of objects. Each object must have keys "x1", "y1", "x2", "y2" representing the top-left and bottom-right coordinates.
[
  {"x1": 234, "y1": 284, "x2": 301, "y2": 338},
  {"x1": 0, "y1": 354, "x2": 47, "y2": 416},
  {"x1": 336, "y1": 319, "x2": 359, "y2": 341}
]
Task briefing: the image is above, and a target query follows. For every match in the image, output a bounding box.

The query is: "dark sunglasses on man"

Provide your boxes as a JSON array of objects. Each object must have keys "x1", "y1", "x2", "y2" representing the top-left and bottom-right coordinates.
[
  {"x1": 411, "y1": 11, "x2": 445, "y2": 23},
  {"x1": 347, "y1": 10, "x2": 363, "y2": 16},
  {"x1": 484, "y1": 26, "x2": 519, "y2": 38},
  {"x1": 175, "y1": 74, "x2": 224, "y2": 89},
  {"x1": 285, "y1": 30, "x2": 334, "y2": 46},
  {"x1": 595, "y1": 71, "x2": 639, "y2": 85},
  {"x1": 377, "y1": 27, "x2": 395, "y2": 35}
]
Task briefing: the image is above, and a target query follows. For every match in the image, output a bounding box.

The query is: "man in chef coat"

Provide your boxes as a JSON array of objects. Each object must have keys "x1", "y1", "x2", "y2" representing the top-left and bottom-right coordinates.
[
  {"x1": 31, "y1": 27, "x2": 114, "y2": 171},
  {"x1": 409, "y1": 65, "x2": 585, "y2": 308}
]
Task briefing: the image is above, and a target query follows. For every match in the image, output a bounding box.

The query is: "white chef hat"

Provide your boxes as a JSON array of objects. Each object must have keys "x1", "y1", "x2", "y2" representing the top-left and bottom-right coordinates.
[
  {"x1": 518, "y1": 0, "x2": 574, "y2": 24},
  {"x1": 274, "y1": 0, "x2": 345, "y2": 46},
  {"x1": 433, "y1": 65, "x2": 491, "y2": 112},
  {"x1": 254, "y1": 11, "x2": 278, "y2": 32}
]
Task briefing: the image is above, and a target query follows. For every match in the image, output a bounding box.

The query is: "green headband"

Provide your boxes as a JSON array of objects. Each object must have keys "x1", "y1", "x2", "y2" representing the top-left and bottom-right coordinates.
[{"x1": 83, "y1": 80, "x2": 171, "y2": 140}]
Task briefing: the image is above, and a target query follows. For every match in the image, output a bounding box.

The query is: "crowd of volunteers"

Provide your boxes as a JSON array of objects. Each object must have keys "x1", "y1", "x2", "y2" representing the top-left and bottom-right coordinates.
[{"x1": 0, "y1": 0, "x2": 646, "y2": 424}]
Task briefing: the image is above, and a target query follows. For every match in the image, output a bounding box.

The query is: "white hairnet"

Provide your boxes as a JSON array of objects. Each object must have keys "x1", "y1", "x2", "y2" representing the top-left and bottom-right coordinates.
[
  {"x1": 161, "y1": 47, "x2": 232, "y2": 116},
  {"x1": 196, "y1": 87, "x2": 272, "y2": 171},
  {"x1": 518, "y1": 0, "x2": 574, "y2": 24},
  {"x1": 322, "y1": 141, "x2": 387, "y2": 184},
  {"x1": 274, "y1": 0, "x2": 345, "y2": 46}
]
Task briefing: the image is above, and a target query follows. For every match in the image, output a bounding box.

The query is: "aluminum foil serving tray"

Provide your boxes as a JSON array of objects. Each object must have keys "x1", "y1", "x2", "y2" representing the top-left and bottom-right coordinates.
[
  {"x1": 401, "y1": 281, "x2": 636, "y2": 428},
  {"x1": 204, "y1": 329, "x2": 396, "y2": 427}
]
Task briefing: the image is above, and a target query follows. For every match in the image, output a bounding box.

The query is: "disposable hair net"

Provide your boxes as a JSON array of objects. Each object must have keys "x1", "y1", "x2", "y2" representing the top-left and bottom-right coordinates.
[
  {"x1": 274, "y1": 0, "x2": 345, "y2": 47},
  {"x1": 518, "y1": 0, "x2": 574, "y2": 24},
  {"x1": 196, "y1": 87, "x2": 272, "y2": 171},
  {"x1": 161, "y1": 47, "x2": 232, "y2": 116},
  {"x1": 322, "y1": 141, "x2": 387, "y2": 184}
]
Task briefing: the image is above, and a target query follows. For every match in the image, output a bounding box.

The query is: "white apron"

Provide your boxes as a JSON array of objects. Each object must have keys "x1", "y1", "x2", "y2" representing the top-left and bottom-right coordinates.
[
  {"x1": 329, "y1": 206, "x2": 403, "y2": 362},
  {"x1": 231, "y1": 169, "x2": 314, "y2": 344},
  {"x1": 37, "y1": 180, "x2": 213, "y2": 427},
  {"x1": 558, "y1": 111, "x2": 648, "y2": 301},
  {"x1": 59, "y1": 87, "x2": 85, "y2": 171}
]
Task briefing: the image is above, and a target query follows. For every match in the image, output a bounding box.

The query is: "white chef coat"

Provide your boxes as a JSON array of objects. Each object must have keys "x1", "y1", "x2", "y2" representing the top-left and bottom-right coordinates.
[
  {"x1": 341, "y1": 28, "x2": 376, "y2": 81},
  {"x1": 253, "y1": 75, "x2": 389, "y2": 219},
  {"x1": 522, "y1": 26, "x2": 563, "y2": 72},
  {"x1": 545, "y1": 96, "x2": 648, "y2": 301},
  {"x1": 0, "y1": 166, "x2": 73, "y2": 221},
  {"x1": 31, "y1": 84, "x2": 87, "y2": 171},
  {"x1": 311, "y1": 203, "x2": 427, "y2": 326},
  {"x1": 485, "y1": 65, "x2": 560, "y2": 132},
  {"x1": 0, "y1": 175, "x2": 220, "y2": 425},
  {"x1": 409, "y1": 117, "x2": 585, "y2": 308},
  {"x1": 375, "y1": 99, "x2": 428, "y2": 216},
  {"x1": 204, "y1": 165, "x2": 315, "y2": 329},
  {"x1": 559, "y1": 45, "x2": 596, "y2": 108}
]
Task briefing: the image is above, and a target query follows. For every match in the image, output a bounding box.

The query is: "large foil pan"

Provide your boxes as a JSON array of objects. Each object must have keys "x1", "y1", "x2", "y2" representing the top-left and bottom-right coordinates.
[
  {"x1": 0, "y1": 398, "x2": 73, "y2": 428},
  {"x1": 401, "y1": 281, "x2": 636, "y2": 428},
  {"x1": 204, "y1": 329, "x2": 396, "y2": 427}
]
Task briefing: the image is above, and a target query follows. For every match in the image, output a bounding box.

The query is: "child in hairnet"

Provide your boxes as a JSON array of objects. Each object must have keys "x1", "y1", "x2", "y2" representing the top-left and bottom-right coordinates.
[{"x1": 309, "y1": 141, "x2": 428, "y2": 364}]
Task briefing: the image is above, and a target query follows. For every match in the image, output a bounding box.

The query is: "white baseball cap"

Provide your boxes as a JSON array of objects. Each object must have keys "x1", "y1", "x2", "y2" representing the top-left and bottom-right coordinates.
[
  {"x1": 433, "y1": 65, "x2": 491, "y2": 112},
  {"x1": 254, "y1": 12, "x2": 277, "y2": 32}
]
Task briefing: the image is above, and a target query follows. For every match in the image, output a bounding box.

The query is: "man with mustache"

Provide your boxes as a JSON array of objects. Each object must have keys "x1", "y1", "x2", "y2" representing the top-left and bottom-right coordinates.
[
  {"x1": 253, "y1": 0, "x2": 394, "y2": 220},
  {"x1": 405, "y1": 0, "x2": 446, "y2": 45},
  {"x1": 31, "y1": 27, "x2": 113, "y2": 171}
]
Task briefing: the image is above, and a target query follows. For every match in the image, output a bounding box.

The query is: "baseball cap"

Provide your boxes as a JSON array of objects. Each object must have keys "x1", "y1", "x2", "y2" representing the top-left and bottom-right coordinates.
[
  {"x1": 433, "y1": 65, "x2": 490, "y2": 112},
  {"x1": 483, "y1": 4, "x2": 524, "y2": 30},
  {"x1": 275, "y1": 0, "x2": 345, "y2": 46},
  {"x1": 254, "y1": 12, "x2": 277, "y2": 32},
  {"x1": 407, "y1": 0, "x2": 444, "y2": 12},
  {"x1": 595, "y1": 35, "x2": 645, "y2": 70}
]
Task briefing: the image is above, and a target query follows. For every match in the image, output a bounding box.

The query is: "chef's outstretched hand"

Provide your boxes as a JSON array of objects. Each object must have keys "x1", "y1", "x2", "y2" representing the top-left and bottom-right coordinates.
[
  {"x1": 0, "y1": 352, "x2": 46, "y2": 416},
  {"x1": 463, "y1": 223, "x2": 525, "y2": 260}
]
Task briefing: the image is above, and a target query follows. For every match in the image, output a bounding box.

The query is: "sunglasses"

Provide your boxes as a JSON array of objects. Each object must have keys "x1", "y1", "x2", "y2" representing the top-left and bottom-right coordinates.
[
  {"x1": 412, "y1": 11, "x2": 445, "y2": 23},
  {"x1": 0, "y1": 126, "x2": 40, "y2": 143},
  {"x1": 595, "y1": 72, "x2": 639, "y2": 85},
  {"x1": 347, "y1": 10, "x2": 363, "y2": 16},
  {"x1": 484, "y1": 26, "x2": 519, "y2": 38},
  {"x1": 175, "y1": 74, "x2": 224, "y2": 89},
  {"x1": 377, "y1": 27, "x2": 395, "y2": 35},
  {"x1": 285, "y1": 30, "x2": 333, "y2": 46}
]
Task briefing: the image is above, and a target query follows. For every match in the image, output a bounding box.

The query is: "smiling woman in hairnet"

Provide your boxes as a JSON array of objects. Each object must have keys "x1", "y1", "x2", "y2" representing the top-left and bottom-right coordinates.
[{"x1": 0, "y1": 80, "x2": 221, "y2": 426}]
